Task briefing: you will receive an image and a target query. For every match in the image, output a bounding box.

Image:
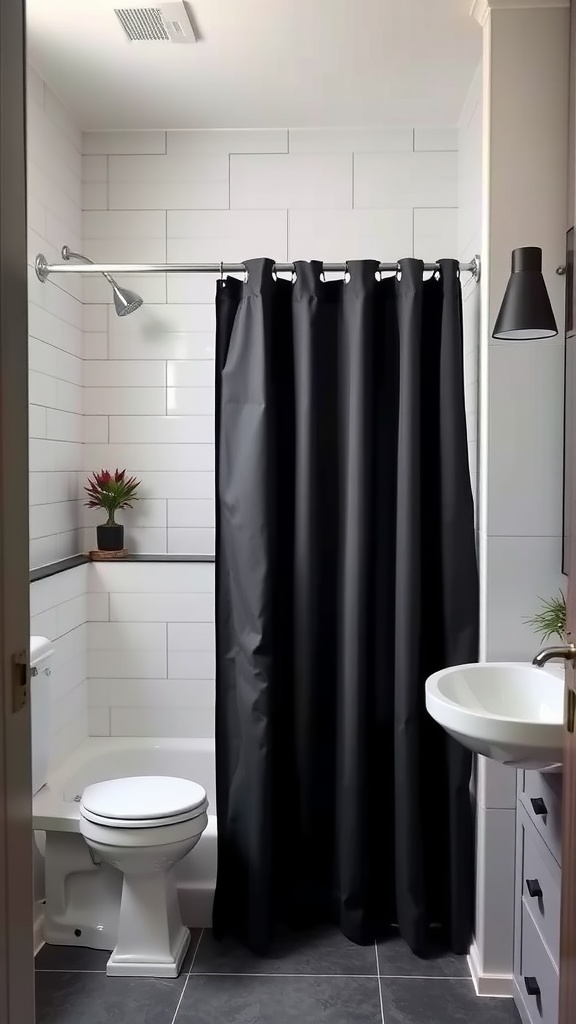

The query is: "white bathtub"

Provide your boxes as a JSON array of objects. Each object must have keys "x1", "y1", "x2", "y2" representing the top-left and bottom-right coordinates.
[{"x1": 33, "y1": 738, "x2": 217, "y2": 947}]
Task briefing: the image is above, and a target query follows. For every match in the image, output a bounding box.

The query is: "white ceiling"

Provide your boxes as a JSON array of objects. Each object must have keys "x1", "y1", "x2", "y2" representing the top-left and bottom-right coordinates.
[{"x1": 26, "y1": 0, "x2": 481, "y2": 130}]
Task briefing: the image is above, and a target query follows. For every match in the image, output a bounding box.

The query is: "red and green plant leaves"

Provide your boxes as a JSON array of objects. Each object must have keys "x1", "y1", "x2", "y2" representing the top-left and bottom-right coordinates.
[{"x1": 84, "y1": 468, "x2": 141, "y2": 525}]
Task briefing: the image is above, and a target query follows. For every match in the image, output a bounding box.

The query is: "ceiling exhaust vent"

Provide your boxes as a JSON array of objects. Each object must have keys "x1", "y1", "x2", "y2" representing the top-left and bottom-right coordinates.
[{"x1": 115, "y1": 3, "x2": 198, "y2": 43}]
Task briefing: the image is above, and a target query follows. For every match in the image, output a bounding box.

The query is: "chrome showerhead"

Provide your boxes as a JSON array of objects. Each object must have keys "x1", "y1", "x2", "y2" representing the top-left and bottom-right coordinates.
[
  {"x1": 112, "y1": 284, "x2": 144, "y2": 317},
  {"x1": 61, "y1": 246, "x2": 143, "y2": 317}
]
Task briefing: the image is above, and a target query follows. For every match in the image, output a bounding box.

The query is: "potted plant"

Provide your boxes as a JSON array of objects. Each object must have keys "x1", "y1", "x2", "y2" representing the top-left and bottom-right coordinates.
[
  {"x1": 525, "y1": 591, "x2": 569, "y2": 643},
  {"x1": 84, "y1": 468, "x2": 141, "y2": 552}
]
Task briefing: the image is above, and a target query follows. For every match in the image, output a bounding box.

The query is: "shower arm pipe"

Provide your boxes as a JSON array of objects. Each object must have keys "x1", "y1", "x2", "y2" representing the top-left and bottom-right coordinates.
[
  {"x1": 36, "y1": 253, "x2": 481, "y2": 283},
  {"x1": 59, "y1": 246, "x2": 120, "y2": 289}
]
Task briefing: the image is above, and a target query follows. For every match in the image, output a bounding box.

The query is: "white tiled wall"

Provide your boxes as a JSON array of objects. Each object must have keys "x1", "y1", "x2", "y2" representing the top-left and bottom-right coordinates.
[
  {"x1": 30, "y1": 565, "x2": 89, "y2": 771},
  {"x1": 29, "y1": 561, "x2": 215, "y2": 754},
  {"x1": 458, "y1": 65, "x2": 482, "y2": 509},
  {"x1": 27, "y1": 66, "x2": 84, "y2": 569},
  {"x1": 482, "y1": 8, "x2": 567, "y2": 664},
  {"x1": 87, "y1": 562, "x2": 215, "y2": 738},
  {"x1": 80, "y1": 126, "x2": 459, "y2": 555}
]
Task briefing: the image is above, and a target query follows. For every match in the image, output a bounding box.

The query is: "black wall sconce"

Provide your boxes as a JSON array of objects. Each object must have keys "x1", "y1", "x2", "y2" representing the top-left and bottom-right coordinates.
[{"x1": 492, "y1": 246, "x2": 558, "y2": 341}]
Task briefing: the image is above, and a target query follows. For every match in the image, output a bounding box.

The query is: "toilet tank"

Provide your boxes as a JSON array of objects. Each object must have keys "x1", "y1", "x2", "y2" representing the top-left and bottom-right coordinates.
[{"x1": 30, "y1": 636, "x2": 54, "y2": 795}]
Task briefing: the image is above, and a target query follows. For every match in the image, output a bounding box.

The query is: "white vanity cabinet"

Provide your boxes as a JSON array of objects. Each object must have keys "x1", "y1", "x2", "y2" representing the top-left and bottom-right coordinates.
[{"x1": 513, "y1": 771, "x2": 562, "y2": 1024}]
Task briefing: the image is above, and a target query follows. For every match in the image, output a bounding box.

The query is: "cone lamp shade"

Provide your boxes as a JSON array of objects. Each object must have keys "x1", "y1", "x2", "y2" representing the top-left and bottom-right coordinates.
[{"x1": 492, "y1": 247, "x2": 558, "y2": 341}]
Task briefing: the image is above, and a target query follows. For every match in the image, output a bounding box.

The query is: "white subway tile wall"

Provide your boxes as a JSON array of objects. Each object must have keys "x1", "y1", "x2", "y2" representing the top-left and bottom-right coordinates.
[
  {"x1": 28, "y1": 73, "x2": 83, "y2": 568},
  {"x1": 30, "y1": 565, "x2": 89, "y2": 769},
  {"x1": 458, "y1": 66, "x2": 483, "y2": 511},
  {"x1": 80, "y1": 124, "x2": 460, "y2": 556},
  {"x1": 87, "y1": 563, "x2": 215, "y2": 737}
]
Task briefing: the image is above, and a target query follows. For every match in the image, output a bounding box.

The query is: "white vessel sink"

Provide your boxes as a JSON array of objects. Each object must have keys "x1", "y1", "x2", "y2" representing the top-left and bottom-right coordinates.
[{"x1": 425, "y1": 662, "x2": 564, "y2": 770}]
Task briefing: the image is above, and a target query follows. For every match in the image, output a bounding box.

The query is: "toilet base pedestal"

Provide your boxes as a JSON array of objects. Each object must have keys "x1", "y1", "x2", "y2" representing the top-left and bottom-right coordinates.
[{"x1": 106, "y1": 868, "x2": 191, "y2": 978}]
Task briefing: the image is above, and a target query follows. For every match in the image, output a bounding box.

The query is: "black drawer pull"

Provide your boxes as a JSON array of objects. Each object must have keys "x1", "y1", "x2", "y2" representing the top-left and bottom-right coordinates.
[
  {"x1": 526, "y1": 878, "x2": 543, "y2": 899},
  {"x1": 530, "y1": 797, "x2": 548, "y2": 816},
  {"x1": 524, "y1": 977, "x2": 541, "y2": 998}
]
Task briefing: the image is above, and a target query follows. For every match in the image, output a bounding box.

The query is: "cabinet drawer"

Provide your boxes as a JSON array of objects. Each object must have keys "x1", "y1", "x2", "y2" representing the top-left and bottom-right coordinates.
[
  {"x1": 518, "y1": 901, "x2": 559, "y2": 1024},
  {"x1": 519, "y1": 771, "x2": 562, "y2": 864},
  {"x1": 519, "y1": 805, "x2": 561, "y2": 967}
]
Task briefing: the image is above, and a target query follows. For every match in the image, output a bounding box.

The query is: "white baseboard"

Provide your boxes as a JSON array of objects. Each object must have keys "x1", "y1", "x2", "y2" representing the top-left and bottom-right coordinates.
[
  {"x1": 34, "y1": 901, "x2": 45, "y2": 955},
  {"x1": 468, "y1": 940, "x2": 514, "y2": 997}
]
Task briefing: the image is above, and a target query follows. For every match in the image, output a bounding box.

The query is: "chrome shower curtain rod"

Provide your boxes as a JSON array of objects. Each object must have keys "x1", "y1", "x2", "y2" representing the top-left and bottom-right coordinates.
[{"x1": 35, "y1": 254, "x2": 481, "y2": 282}]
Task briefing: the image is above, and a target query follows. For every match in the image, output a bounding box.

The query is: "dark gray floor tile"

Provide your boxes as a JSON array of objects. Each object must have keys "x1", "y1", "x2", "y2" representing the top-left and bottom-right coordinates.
[
  {"x1": 376, "y1": 935, "x2": 470, "y2": 978},
  {"x1": 35, "y1": 929, "x2": 201, "y2": 974},
  {"x1": 178, "y1": 974, "x2": 383, "y2": 1024},
  {"x1": 35, "y1": 972, "x2": 186, "y2": 1024},
  {"x1": 35, "y1": 944, "x2": 112, "y2": 972},
  {"x1": 379, "y1": 978, "x2": 521, "y2": 1023},
  {"x1": 193, "y1": 926, "x2": 377, "y2": 976}
]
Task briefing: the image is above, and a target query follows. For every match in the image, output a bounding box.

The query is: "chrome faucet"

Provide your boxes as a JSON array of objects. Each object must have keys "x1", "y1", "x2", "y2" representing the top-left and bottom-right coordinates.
[
  {"x1": 532, "y1": 643, "x2": 576, "y2": 734},
  {"x1": 532, "y1": 643, "x2": 576, "y2": 667}
]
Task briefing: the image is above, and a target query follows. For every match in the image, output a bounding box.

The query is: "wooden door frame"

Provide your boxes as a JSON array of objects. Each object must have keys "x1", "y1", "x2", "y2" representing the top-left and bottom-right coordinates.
[{"x1": 0, "y1": 0, "x2": 35, "y2": 1022}]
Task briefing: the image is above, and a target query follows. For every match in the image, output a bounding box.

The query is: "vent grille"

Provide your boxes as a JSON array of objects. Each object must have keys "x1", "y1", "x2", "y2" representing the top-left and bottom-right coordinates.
[{"x1": 114, "y1": 8, "x2": 170, "y2": 41}]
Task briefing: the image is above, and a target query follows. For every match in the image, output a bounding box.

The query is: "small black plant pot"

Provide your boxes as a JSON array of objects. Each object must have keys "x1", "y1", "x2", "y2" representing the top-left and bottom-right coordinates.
[{"x1": 97, "y1": 524, "x2": 124, "y2": 551}]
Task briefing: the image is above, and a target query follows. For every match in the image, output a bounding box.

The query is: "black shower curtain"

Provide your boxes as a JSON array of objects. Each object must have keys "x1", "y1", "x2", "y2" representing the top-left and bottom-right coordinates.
[{"x1": 213, "y1": 257, "x2": 479, "y2": 957}]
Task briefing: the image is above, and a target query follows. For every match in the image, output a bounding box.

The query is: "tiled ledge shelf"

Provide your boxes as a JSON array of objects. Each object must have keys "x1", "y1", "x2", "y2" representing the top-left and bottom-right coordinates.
[{"x1": 29, "y1": 552, "x2": 215, "y2": 583}]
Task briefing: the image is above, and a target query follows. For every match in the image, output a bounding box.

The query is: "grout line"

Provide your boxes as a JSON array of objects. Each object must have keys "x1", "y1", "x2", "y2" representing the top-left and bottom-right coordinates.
[
  {"x1": 169, "y1": 972, "x2": 190, "y2": 1024},
  {"x1": 189, "y1": 972, "x2": 380, "y2": 978},
  {"x1": 35, "y1": 968, "x2": 107, "y2": 973},
  {"x1": 187, "y1": 927, "x2": 204, "y2": 976},
  {"x1": 374, "y1": 942, "x2": 385, "y2": 1024},
  {"x1": 30, "y1": 399, "x2": 83, "y2": 417},
  {"x1": 29, "y1": 333, "x2": 83, "y2": 365},
  {"x1": 379, "y1": 974, "x2": 469, "y2": 981},
  {"x1": 351, "y1": 152, "x2": 355, "y2": 209},
  {"x1": 170, "y1": 930, "x2": 204, "y2": 1024},
  {"x1": 32, "y1": 966, "x2": 471, "y2": 983},
  {"x1": 34, "y1": 966, "x2": 468, "y2": 982}
]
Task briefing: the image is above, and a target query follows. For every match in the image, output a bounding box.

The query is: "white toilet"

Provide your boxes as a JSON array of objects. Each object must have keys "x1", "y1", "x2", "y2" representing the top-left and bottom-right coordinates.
[
  {"x1": 79, "y1": 775, "x2": 208, "y2": 977},
  {"x1": 30, "y1": 635, "x2": 209, "y2": 979},
  {"x1": 78, "y1": 774, "x2": 206, "y2": 974}
]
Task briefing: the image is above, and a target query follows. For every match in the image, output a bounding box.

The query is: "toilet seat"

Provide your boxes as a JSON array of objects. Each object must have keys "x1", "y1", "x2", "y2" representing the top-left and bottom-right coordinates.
[
  {"x1": 79, "y1": 809, "x2": 209, "y2": 849},
  {"x1": 80, "y1": 776, "x2": 208, "y2": 829}
]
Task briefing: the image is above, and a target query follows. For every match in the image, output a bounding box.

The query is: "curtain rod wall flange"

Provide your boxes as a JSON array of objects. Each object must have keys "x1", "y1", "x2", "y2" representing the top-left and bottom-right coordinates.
[{"x1": 35, "y1": 252, "x2": 481, "y2": 284}]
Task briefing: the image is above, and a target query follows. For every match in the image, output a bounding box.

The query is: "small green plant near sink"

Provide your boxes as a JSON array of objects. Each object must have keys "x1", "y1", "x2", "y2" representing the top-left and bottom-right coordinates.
[{"x1": 525, "y1": 591, "x2": 568, "y2": 643}]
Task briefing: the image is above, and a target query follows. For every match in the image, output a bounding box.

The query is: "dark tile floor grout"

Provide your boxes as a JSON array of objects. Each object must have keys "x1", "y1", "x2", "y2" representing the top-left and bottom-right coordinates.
[
  {"x1": 374, "y1": 942, "x2": 385, "y2": 1024},
  {"x1": 168, "y1": 929, "x2": 204, "y2": 1024},
  {"x1": 183, "y1": 972, "x2": 470, "y2": 979},
  {"x1": 186, "y1": 928, "x2": 204, "y2": 977},
  {"x1": 35, "y1": 969, "x2": 107, "y2": 973}
]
